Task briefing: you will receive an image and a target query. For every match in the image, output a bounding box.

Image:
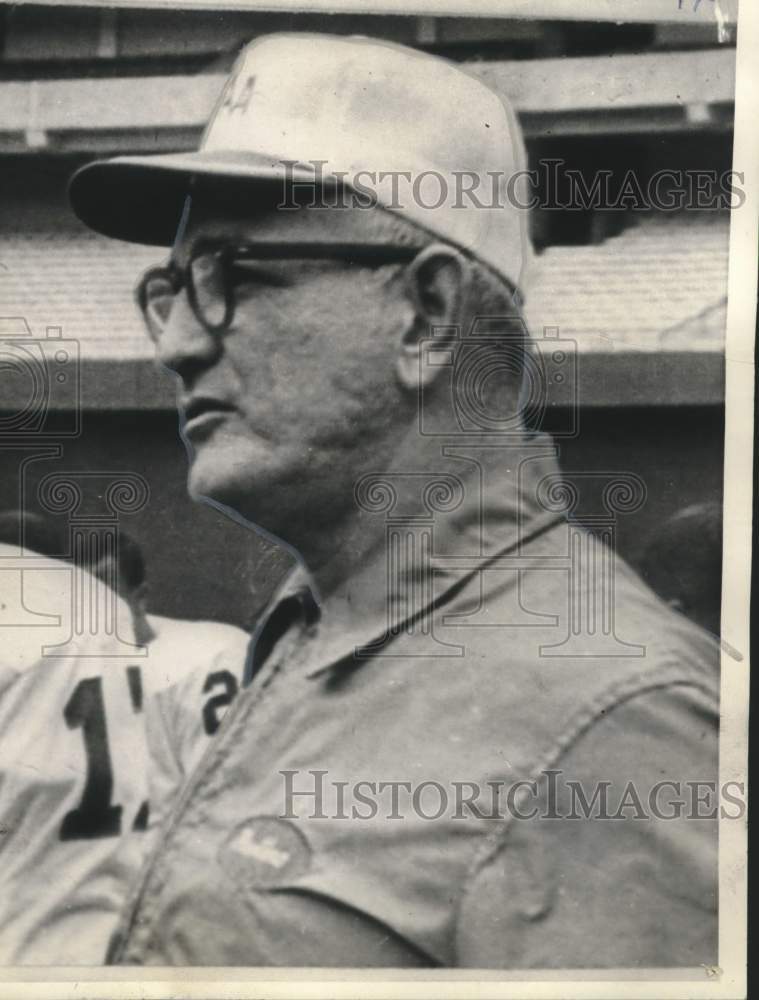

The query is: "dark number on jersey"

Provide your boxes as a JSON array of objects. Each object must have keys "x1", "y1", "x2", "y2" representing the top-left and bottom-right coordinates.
[
  {"x1": 59, "y1": 671, "x2": 148, "y2": 841},
  {"x1": 59, "y1": 677, "x2": 122, "y2": 840},
  {"x1": 202, "y1": 670, "x2": 239, "y2": 735}
]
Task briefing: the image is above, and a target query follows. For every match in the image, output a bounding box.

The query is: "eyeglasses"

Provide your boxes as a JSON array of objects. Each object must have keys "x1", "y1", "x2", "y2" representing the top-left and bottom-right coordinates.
[{"x1": 135, "y1": 241, "x2": 420, "y2": 343}]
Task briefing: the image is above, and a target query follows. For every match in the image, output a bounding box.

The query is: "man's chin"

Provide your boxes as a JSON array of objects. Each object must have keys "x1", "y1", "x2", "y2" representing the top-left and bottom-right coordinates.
[
  {"x1": 187, "y1": 465, "x2": 284, "y2": 532},
  {"x1": 187, "y1": 467, "x2": 244, "y2": 511}
]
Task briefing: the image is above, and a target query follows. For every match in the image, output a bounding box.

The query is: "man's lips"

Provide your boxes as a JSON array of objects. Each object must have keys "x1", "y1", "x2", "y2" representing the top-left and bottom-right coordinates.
[{"x1": 181, "y1": 397, "x2": 236, "y2": 437}]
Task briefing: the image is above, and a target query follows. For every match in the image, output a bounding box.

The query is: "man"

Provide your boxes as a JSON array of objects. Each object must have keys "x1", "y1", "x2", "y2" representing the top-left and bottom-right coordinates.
[
  {"x1": 0, "y1": 514, "x2": 247, "y2": 963},
  {"x1": 0, "y1": 511, "x2": 147, "y2": 964},
  {"x1": 69, "y1": 34, "x2": 719, "y2": 968}
]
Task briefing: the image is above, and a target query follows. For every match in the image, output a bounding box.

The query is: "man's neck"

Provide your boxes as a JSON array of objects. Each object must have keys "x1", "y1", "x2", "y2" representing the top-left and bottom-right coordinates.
[
  {"x1": 295, "y1": 423, "x2": 547, "y2": 605},
  {"x1": 132, "y1": 613, "x2": 157, "y2": 646}
]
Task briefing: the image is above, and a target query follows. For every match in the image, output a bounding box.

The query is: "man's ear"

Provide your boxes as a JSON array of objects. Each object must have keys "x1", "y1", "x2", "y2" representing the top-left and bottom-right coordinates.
[{"x1": 396, "y1": 243, "x2": 470, "y2": 391}]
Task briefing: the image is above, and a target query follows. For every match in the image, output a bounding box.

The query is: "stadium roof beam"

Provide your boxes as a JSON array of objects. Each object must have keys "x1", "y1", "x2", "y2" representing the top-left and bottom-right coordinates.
[
  {"x1": 0, "y1": 49, "x2": 736, "y2": 153},
  {"x1": 0, "y1": 0, "x2": 740, "y2": 24},
  {"x1": 0, "y1": 352, "x2": 724, "y2": 412}
]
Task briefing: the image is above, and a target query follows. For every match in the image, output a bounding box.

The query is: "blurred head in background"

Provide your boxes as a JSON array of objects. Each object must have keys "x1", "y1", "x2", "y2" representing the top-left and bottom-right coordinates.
[
  {"x1": 640, "y1": 501, "x2": 723, "y2": 637},
  {"x1": 0, "y1": 509, "x2": 66, "y2": 559}
]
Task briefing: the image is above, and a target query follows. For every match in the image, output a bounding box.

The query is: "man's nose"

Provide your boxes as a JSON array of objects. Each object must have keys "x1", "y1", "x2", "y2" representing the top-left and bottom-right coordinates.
[{"x1": 154, "y1": 292, "x2": 221, "y2": 379}]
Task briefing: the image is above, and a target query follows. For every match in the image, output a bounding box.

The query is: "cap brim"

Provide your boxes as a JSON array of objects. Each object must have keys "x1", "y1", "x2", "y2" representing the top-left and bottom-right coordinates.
[{"x1": 68, "y1": 151, "x2": 320, "y2": 246}]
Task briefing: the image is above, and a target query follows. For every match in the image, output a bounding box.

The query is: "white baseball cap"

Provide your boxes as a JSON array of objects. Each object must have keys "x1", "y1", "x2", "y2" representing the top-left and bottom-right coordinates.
[{"x1": 70, "y1": 33, "x2": 533, "y2": 291}]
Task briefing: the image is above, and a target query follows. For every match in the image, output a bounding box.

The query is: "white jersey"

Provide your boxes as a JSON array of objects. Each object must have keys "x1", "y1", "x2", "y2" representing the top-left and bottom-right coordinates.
[
  {"x1": 141, "y1": 615, "x2": 249, "y2": 829},
  {"x1": 0, "y1": 546, "x2": 146, "y2": 964},
  {"x1": 0, "y1": 548, "x2": 248, "y2": 965}
]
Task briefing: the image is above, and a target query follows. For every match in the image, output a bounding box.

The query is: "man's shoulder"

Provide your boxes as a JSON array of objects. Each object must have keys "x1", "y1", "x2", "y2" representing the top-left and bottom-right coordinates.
[
  {"x1": 411, "y1": 536, "x2": 720, "y2": 775},
  {"x1": 143, "y1": 614, "x2": 249, "y2": 693},
  {"x1": 148, "y1": 613, "x2": 247, "y2": 641},
  {"x1": 0, "y1": 546, "x2": 69, "y2": 681},
  {"x1": 147, "y1": 614, "x2": 248, "y2": 657},
  {"x1": 0, "y1": 546, "x2": 137, "y2": 687},
  {"x1": 457, "y1": 526, "x2": 720, "y2": 681}
]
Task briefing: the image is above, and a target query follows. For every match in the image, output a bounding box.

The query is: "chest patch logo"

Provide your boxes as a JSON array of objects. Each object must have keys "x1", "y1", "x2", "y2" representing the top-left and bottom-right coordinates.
[{"x1": 219, "y1": 816, "x2": 312, "y2": 890}]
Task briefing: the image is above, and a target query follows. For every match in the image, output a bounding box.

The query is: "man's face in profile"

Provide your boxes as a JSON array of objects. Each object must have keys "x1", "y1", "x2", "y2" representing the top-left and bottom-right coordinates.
[{"x1": 149, "y1": 199, "x2": 412, "y2": 537}]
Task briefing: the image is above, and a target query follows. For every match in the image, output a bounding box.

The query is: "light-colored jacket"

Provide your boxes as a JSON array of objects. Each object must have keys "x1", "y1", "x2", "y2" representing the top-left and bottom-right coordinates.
[{"x1": 113, "y1": 446, "x2": 719, "y2": 968}]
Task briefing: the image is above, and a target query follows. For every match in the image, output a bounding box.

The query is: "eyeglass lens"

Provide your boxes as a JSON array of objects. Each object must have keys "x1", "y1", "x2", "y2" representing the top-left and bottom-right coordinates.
[
  {"x1": 142, "y1": 271, "x2": 177, "y2": 341},
  {"x1": 190, "y1": 252, "x2": 229, "y2": 329}
]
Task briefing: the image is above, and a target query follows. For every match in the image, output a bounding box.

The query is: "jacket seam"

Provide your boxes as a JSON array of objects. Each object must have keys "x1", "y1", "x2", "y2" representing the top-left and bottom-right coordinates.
[{"x1": 450, "y1": 662, "x2": 718, "y2": 965}]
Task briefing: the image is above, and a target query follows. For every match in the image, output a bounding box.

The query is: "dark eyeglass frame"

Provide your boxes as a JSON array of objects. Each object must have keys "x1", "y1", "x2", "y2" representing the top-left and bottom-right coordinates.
[{"x1": 135, "y1": 241, "x2": 421, "y2": 342}]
